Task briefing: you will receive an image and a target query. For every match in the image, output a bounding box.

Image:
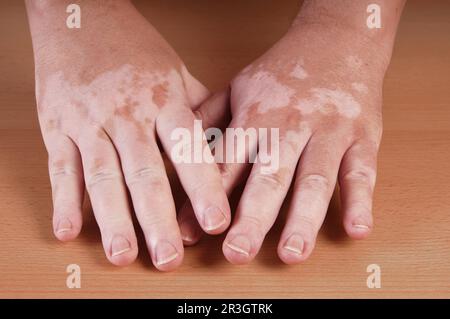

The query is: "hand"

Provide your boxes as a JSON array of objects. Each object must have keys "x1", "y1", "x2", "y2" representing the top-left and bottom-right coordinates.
[
  {"x1": 179, "y1": 16, "x2": 391, "y2": 264},
  {"x1": 27, "y1": 1, "x2": 230, "y2": 270}
]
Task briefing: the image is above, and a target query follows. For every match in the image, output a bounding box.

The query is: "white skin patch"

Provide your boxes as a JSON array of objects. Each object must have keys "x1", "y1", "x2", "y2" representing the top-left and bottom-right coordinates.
[
  {"x1": 296, "y1": 87, "x2": 361, "y2": 118},
  {"x1": 351, "y1": 82, "x2": 369, "y2": 94},
  {"x1": 39, "y1": 64, "x2": 183, "y2": 125},
  {"x1": 232, "y1": 70, "x2": 295, "y2": 115},
  {"x1": 346, "y1": 55, "x2": 363, "y2": 69},
  {"x1": 283, "y1": 125, "x2": 310, "y2": 150},
  {"x1": 290, "y1": 64, "x2": 309, "y2": 80},
  {"x1": 284, "y1": 129, "x2": 303, "y2": 144}
]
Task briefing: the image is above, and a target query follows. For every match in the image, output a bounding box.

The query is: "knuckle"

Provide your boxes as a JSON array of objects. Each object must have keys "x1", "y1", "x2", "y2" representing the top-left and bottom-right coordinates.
[
  {"x1": 49, "y1": 166, "x2": 79, "y2": 179},
  {"x1": 248, "y1": 171, "x2": 287, "y2": 191},
  {"x1": 86, "y1": 168, "x2": 121, "y2": 188},
  {"x1": 124, "y1": 166, "x2": 166, "y2": 189},
  {"x1": 48, "y1": 158, "x2": 79, "y2": 179},
  {"x1": 296, "y1": 173, "x2": 331, "y2": 192},
  {"x1": 341, "y1": 168, "x2": 376, "y2": 188}
]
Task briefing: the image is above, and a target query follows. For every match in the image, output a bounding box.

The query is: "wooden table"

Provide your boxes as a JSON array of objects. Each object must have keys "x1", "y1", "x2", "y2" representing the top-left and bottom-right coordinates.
[{"x1": 0, "y1": 0, "x2": 449, "y2": 298}]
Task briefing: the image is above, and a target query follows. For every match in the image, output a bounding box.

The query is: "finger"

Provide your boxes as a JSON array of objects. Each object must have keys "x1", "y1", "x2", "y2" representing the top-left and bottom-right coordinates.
[
  {"x1": 47, "y1": 135, "x2": 84, "y2": 241},
  {"x1": 223, "y1": 129, "x2": 311, "y2": 264},
  {"x1": 178, "y1": 117, "x2": 258, "y2": 245},
  {"x1": 338, "y1": 140, "x2": 378, "y2": 240},
  {"x1": 277, "y1": 135, "x2": 347, "y2": 264},
  {"x1": 215, "y1": 118, "x2": 258, "y2": 194},
  {"x1": 157, "y1": 106, "x2": 231, "y2": 235},
  {"x1": 180, "y1": 65, "x2": 211, "y2": 107},
  {"x1": 77, "y1": 128, "x2": 138, "y2": 266},
  {"x1": 176, "y1": 87, "x2": 231, "y2": 246},
  {"x1": 177, "y1": 200, "x2": 203, "y2": 246},
  {"x1": 108, "y1": 121, "x2": 183, "y2": 271}
]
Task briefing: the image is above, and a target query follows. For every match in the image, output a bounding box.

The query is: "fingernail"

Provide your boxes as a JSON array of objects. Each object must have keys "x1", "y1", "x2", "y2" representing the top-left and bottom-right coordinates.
[
  {"x1": 226, "y1": 235, "x2": 251, "y2": 256},
  {"x1": 353, "y1": 224, "x2": 370, "y2": 230},
  {"x1": 283, "y1": 234, "x2": 304, "y2": 255},
  {"x1": 179, "y1": 219, "x2": 197, "y2": 243},
  {"x1": 111, "y1": 235, "x2": 131, "y2": 257},
  {"x1": 181, "y1": 234, "x2": 194, "y2": 243},
  {"x1": 352, "y1": 219, "x2": 370, "y2": 230},
  {"x1": 203, "y1": 206, "x2": 227, "y2": 231},
  {"x1": 56, "y1": 218, "x2": 72, "y2": 233},
  {"x1": 156, "y1": 242, "x2": 179, "y2": 266}
]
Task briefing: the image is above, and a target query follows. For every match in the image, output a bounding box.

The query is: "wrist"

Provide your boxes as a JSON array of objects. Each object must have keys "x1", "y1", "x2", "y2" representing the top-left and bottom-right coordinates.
[
  {"x1": 25, "y1": 0, "x2": 138, "y2": 60},
  {"x1": 25, "y1": 0, "x2": 132, "y2": 13},
  {"x1": 25, "y1": 0, "x2": 135, "y2": 34},
  {"x1": 288, "y1": 0, "x2": 405, "y2": 71}
]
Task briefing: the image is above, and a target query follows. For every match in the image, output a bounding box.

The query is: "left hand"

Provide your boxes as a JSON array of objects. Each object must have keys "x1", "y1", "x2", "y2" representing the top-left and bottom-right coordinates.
[{"x1": 178, "y1": 19, "x2": 389, "y2": 264}]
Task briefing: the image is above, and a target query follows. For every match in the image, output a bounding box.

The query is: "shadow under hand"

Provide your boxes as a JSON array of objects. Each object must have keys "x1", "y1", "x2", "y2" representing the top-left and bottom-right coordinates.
[{"x1": 321, "y1": 188, "x2": 349, "y2": 243}]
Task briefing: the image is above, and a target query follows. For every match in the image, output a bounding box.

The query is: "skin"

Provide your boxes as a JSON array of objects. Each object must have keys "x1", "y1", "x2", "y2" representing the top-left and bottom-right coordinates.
[
  {"x1": 178, "y1": 0, "x2": 406, "y2": 264},
  {"x1": 25, "y1": 0, "x2": 231, "y2": 270}
]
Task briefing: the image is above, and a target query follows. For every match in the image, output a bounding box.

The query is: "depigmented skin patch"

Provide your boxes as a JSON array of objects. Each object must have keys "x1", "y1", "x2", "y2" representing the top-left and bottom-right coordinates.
[
  {"x1": 37, "y1": 64, "x2": 184, "y2": 144},
  {"x1": 232, "y1": 63, "x2": 361, "y2": 121},
  {"x1": 227, "y1": 33, "x2": 384, "y2": 180},
  {"x1": 234, "y1": 101, "x2": 312, "y2": 169},
  {"x1": 346, "y1": 55, "x2": 363, "y2": 70},
  {"x1": 351, "y1": 82, "x2": 369, "y2": 94},
  {"x1": 296, "y1": 87, "x2": 361, "y2": 118},
  {"x1": 232, "y1": 70, "x2": 296, "y2": 116},
  {"x1": 290, "y1": 64, "x2": 309, "y2": 80},
  {"x1": 226, "y1": 55, "x2": 371, "y2": 181},
  {"x1": 219, "y1": 14, "x2": 389, "y2": 265}
]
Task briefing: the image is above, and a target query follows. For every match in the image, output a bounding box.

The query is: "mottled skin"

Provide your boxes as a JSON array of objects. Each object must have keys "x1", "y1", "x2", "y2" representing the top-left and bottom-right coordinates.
[{"x1": 179, "y1": 0, "x2": 406, "y2": 265}]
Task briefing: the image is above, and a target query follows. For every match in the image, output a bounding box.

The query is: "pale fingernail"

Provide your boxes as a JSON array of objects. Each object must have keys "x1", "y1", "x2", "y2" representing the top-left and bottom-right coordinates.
[
  {"x1": 56, "y1": 218, "x2": 72, "y2": 233},
  {"x1": 156, "y1": 242, "x2": 179, "y2": 266},
  {"x1": 181, "y1": 234, "x2": 194, "y2": 243},
  {"x1": 111, "y1": 235, "x2": 131, "y2": 257},
  {"x1": 226, "y1": 235, "x2": 251, "y2": 256},
  {"x1": 203, "y1": 207, "x2": 227, "y2": 231},
  {"x1": 352, "y1": 218, "x2": 371, "y2": 230},
  {"x1": 283, "y1": 234, "x2": 304, "y2": 255},
  {"x1": 179, "y1": 219, "x2": 197, "y2": 243},
  {"x1": 353, "y1": 224, "x2": 370, "y2": 230}
]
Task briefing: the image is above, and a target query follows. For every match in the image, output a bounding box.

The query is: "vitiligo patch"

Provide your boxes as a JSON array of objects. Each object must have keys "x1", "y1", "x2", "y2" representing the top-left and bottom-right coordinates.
[
  {"x1": 290, "y1": 64, "x2": 308, "y2": 80},
  {"x1": 297, "y1": 87, "x2": 361, "y2": 118},
  {"x1": 346, "y1": 55, "x2": 363, "y2": 70},
  {"x1": 351, "y1": 82, "x2": 369, "y2": 94},
  {"x1": 39, "y1": 64, "x2": 184, "y2": 124},
  {"x1": 233, "y1": 70, "x2": 295, "y2": 115}
]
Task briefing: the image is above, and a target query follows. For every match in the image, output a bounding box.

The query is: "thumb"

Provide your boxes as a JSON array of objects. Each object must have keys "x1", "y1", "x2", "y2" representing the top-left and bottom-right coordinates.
[
  {"x1": 181, "y1": 66, "x2": 211, "y2": 107},
  {"x1": 193, "y1": 87, "x2": 231, "y2": 131},
  {"x1": 180, "y1": 66, "x2": 231, "y2": 130}
]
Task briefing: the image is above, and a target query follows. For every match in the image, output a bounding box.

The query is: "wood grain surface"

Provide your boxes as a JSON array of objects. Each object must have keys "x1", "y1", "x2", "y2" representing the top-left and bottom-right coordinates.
[{"x1": 0, "y1": 0, "x2": 449, "y2": 298}]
